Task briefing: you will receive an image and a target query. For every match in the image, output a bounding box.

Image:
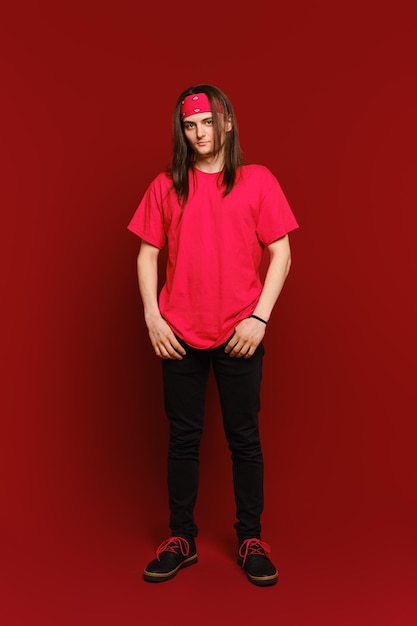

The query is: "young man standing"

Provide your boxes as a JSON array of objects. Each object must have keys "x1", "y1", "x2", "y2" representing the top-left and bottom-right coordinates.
[{"x1": 128, "y1": 84, "x2": 299, "y2": 586}]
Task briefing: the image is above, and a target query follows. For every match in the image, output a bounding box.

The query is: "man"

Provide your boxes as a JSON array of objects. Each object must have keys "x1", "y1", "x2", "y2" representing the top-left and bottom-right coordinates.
[{"x1": 128, "y1": 84, "x2": 299, "y2": 586}]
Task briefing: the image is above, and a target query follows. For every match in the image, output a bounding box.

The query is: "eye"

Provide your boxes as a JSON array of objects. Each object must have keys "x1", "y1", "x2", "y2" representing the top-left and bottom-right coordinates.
[{"x1": 184, "y1": 122, "x2": 195, "y2": 130}]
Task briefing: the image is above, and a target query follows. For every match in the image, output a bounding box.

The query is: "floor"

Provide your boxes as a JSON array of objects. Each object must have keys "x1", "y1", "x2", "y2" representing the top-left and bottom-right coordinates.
[{"x1": 3, "y1": 512, "x2": 416, "y2": 626}]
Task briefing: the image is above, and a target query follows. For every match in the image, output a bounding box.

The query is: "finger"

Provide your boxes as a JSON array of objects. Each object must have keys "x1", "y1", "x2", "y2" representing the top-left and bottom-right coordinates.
[
  {"x1": 228, "y1": 341, "x2": 246, "y2": 358},
  {"x1": 170, "y1": 337, "x2": 186, "y2": 356},
  {"x1": 164, "y1": 344, "x2": 184, "y2": 359},
  {"x1": 157, "y1": 344, "x2": 171, "y2": 359},
  {"x1": 227, "y1": 344, "x2": 240, "y2": 357},
  {"x1": 225, "y1": 339, "x2": 239, "y2": 354},
  {"x1": 224, "y1": 339, "x2": 236, "y2": 354},
  {"x1": 154, "y1": 333, "x2": 184, "y2": 358},
  {"x1": 170, "y1": 349, "x2": 184, "y2": 360},
  {"x1": 235, "y1": 345, "x2": 249, "y2": 358}
]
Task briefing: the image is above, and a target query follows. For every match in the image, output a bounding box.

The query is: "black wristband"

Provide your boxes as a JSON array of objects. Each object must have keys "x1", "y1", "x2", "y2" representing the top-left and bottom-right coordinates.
[{"x1": 248, "y1": 314, "x2": 268, "y2": 325}]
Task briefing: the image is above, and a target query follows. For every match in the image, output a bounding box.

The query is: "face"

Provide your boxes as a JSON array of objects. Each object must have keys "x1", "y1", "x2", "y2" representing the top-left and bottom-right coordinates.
[{"x1": 182, "y1": 112, "x2": 232, "y2": 160}]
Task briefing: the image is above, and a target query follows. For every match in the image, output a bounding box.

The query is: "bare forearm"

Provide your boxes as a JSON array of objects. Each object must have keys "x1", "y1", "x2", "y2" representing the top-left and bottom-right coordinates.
[
  {"x1": 253, "y1": 235, "x2": 292, "y2": 322},
  {"x1": 136, "y1": 241, "x2": 185, "y2": 359},
  {"x1": 225, "y1": 235, "x2": 292, "y2": 358},
  {"x1": 137, "y1": 245, "x2": 160, "y2": 322}
]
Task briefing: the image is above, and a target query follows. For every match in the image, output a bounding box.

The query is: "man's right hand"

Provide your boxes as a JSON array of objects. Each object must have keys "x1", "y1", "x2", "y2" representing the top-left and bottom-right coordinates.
[{"x1": 146, "y1": 315, "x2": 186, "y2": 360}]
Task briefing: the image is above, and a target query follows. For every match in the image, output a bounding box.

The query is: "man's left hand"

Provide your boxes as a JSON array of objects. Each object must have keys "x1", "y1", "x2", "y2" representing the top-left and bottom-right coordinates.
[{"x1": 224, "y1": 317, "x2": 266, "y2": 358}]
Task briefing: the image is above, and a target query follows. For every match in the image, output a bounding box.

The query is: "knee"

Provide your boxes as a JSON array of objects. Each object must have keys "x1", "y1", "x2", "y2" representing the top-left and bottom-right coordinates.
[
  {"x1": 226, "y1": 428, "x2": 262, "y2": 461},
  {"x1": 169, "y1": 433, "x2": 202, "y2": 460}
]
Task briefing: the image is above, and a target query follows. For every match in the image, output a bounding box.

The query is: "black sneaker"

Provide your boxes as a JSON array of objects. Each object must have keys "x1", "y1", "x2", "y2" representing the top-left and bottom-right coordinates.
[
  {"x1": 237, "y1": 538, "x2": 278, "y2": 586},
  {"x1": 143, "y1": 536, "x2": 198, "y2": 583}
]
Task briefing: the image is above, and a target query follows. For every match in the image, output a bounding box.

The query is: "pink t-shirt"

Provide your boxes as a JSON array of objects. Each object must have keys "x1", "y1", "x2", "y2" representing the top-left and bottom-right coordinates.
[{"x1": 128, "y1": 164, "x2": 299, "y2": 348}]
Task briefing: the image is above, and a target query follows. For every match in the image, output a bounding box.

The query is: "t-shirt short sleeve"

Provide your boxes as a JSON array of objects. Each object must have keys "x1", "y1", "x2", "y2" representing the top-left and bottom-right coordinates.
[
  {"x1": 256, "y1": 167, "x2": 299, "y2": 245},
  {"x1": 127, "y1": 174, "x2": 168, "y2": 249}
]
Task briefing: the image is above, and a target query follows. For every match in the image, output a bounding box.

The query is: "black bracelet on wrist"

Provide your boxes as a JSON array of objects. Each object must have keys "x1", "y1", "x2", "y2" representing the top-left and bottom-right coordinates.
[{"x1": 248, "y1": 314, "x2": 268, "y2": 325}]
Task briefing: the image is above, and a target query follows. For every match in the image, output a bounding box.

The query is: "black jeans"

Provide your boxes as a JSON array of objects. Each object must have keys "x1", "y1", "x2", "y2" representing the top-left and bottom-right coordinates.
[{"x1": 162, "y1": 336, "x2": 265, "y2": 542}]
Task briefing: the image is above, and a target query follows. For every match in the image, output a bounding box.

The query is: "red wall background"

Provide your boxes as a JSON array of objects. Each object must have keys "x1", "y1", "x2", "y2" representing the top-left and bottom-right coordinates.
[{"x1": 1, "y1": 1, "x2": 416, "y2": 624}]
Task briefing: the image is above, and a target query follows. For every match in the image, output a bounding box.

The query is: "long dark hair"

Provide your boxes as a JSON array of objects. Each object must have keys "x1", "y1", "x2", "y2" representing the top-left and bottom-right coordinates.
[{"x1": 169, "y1": 84, "x2": 244, "y2": 206}]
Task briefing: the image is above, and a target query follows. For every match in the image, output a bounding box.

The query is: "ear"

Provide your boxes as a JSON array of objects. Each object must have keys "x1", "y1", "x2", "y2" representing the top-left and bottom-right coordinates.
[{"x1": 225, "y1": 114, "x2": 233, "y2": 132}]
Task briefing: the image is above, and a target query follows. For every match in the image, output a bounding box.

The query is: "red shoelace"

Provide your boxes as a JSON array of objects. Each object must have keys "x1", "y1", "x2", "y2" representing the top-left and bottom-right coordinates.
[
  {"x1": 155, "y1": 537, "x2": 190, "y2": 560},
  {"x1": 238, "y1": 539, "x2": 272, "y2": 567}
]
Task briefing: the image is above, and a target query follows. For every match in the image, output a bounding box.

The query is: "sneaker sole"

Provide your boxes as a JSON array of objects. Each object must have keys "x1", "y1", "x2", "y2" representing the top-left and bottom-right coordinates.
[
  {"x1": 237, "y1": 557, "x2": 279, "y2": 587},
  {"x1": 246, "y1": 571, "x2": 279, "y2": 586},
  {"x1": 143, "y1": 554, "x2": 198, "y2": 583}
]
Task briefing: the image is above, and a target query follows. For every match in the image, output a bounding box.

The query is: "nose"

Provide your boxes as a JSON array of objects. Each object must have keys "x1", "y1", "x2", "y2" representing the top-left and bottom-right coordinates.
[{"x1": 196, "y1": 123, "x2": 206, "y2": 139}]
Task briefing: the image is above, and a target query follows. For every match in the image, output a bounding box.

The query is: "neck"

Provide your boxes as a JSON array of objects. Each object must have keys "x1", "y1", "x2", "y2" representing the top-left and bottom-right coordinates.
[{"x1": 193, "y1": 153, "x2": 225, "y2": 173}]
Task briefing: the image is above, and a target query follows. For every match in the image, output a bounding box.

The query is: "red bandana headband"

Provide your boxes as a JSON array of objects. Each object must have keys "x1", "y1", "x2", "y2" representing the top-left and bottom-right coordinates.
[{"x1": 180, "y1": 93, "x2": 223, "y2": 119}]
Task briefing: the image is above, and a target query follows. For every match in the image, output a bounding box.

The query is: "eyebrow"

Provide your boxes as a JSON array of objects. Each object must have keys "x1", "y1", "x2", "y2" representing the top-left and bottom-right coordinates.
[{"x1": 183, "y1": 116, "x2": 213, "y2": 125}]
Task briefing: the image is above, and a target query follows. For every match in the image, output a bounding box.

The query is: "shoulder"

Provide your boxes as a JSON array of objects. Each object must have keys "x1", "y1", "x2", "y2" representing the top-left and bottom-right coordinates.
[
  {"x1": 238, "y1": 164, "x2": 278, "y2": 189},
  {"x1": 148, "y1": 170, "x2": 173, "y2": 190},
  {"x1": 143, "y1": 171, "x2": 176, "y2": 203}
]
